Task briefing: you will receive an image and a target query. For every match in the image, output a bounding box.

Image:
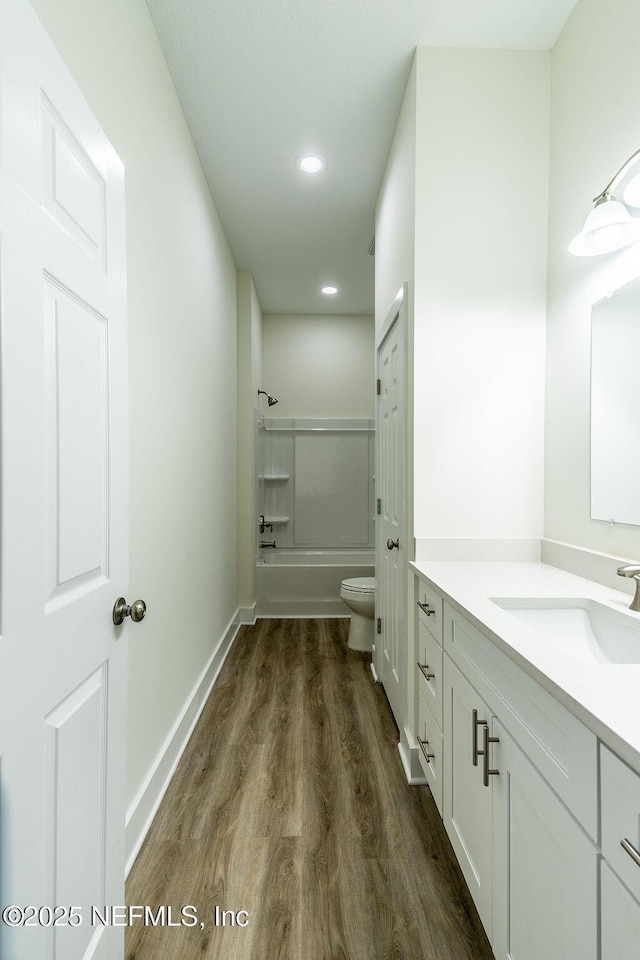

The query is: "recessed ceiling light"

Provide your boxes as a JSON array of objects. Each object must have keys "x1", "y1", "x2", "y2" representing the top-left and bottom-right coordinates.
[
  {"x1": 321, "y1": 285, "x2": 338, "y2": 295},
  {"x1": 295, "y1": 153, "x2": 326, "y2": 175}
]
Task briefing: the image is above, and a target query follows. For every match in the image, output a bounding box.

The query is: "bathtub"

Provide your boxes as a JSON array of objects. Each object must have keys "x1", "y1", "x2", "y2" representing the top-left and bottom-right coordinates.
[{"x1": 256, "y1": 549, "x2": 375, "y2": 618}]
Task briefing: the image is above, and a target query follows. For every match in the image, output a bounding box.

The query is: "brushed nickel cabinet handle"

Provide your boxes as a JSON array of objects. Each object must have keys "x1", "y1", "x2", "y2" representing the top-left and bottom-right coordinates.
[
  {"x1": 417, "y1": 661, "x2": 435, "y2": 681},
  {"x1": 417, "y1": 601, "x2": 435, "y2": 617},
  {"x1": 621, "y1": 838, "x2": 640, "y2": 868},
  {"x1": 472, "y1": 708, "x2": 485, "y2": 766},
  {"x1": 482, "y1": 723, "x2": 500, "y2": 787},
  {"x1": 417, "y1": 736, "x2": 435, "y2": 764}
]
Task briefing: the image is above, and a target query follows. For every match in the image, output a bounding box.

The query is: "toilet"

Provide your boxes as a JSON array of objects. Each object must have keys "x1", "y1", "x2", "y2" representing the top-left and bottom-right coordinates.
[{"x1": 340, "y1": 577, "x2": 376, "y2": 651}]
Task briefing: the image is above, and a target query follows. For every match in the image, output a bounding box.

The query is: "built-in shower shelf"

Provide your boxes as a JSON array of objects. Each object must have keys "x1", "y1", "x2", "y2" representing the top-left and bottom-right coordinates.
[{"x1": 261, "y1": 474, "x2": 290, "y2": 481}]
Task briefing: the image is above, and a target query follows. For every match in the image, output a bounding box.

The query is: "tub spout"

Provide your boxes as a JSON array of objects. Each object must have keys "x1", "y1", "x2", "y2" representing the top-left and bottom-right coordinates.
[{"x1": 260, "y1": 540, "x2": 277, "y2": 549}]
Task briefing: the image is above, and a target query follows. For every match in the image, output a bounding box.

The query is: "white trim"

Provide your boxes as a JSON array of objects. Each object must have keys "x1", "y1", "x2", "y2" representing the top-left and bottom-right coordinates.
[
  {"x1": 375, "y1": 282, "x2": 406, "y2": 349},
  {"x1": 541, "y1": 538, "x2": 636, "y2": 597},
  {"x1": 236, "y1": 603, "x2": 257, "y2": 625},
  {"x1": 256, "y1": 599, "x2": 351, "y2": 618},
  {"x1": 125, "y1": 613, "x2": 240, "y2": 875},
  {"x1": 415, "y1": 538, "x2": 541, "y2": 562},
  {"x1": 397, "y1": 728, "x2": 427, "y2": 786}
]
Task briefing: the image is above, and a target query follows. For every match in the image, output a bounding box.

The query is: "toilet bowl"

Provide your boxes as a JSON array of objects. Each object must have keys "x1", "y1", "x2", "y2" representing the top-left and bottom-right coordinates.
[{"x1": 340, "y1": 576, "x2": 375, "y2": 651}]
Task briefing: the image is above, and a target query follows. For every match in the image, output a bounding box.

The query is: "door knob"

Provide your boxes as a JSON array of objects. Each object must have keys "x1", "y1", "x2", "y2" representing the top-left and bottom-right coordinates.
[
  {"x1": 386, "y1": 538, "x2": 399, "y2": 550},
  {"x1": 113, "y1": 597, "x2": 147, "y2": 626}
]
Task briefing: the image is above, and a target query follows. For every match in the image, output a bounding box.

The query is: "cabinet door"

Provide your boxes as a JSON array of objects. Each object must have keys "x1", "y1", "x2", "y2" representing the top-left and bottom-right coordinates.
[
  {"x1": 492, "y1": 720, "x2": 597, "y2": 960},
  {"x1": 443, "y1": 657, "x2": 494, "y2": 939},
  {"x1": 601, "y1": 861, "x2": 640, "y2": 960}
]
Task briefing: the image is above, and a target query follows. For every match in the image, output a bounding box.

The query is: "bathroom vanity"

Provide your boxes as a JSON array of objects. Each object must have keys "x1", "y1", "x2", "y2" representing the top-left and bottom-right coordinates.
[{"x1": 410, "y1": 560, "x2": 640, "y2": 960}]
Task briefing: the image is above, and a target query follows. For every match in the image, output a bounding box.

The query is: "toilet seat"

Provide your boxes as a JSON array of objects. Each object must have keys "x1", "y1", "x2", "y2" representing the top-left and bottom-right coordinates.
[{"x1": 341, "y1": 576, "x2": 375, "y2": 595}]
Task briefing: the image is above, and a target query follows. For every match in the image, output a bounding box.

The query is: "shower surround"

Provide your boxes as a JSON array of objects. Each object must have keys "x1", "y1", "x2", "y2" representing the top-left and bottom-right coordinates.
[{"x1": 256, "y1": 418, "x2": 375, "y2": 617}]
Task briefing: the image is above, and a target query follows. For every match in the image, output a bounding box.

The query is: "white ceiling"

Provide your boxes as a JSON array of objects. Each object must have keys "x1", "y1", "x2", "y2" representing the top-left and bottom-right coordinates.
[{"x1": 145, "y1": 0, "x2": 578, "y2": 316}]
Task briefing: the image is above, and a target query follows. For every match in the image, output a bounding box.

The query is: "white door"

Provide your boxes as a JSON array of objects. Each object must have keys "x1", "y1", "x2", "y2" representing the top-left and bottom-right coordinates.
[
  {"x1": 376, "y1": 300, "x2": 406, "y2": 728},
  {"x1": 0, "y1": 2, "x2": 129, "y2": 958}
]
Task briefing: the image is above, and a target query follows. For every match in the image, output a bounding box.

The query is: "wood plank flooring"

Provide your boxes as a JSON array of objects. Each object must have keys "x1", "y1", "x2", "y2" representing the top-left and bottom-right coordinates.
[{"x1": 125, "y1": 619, "x2": 493, "y2": 960}]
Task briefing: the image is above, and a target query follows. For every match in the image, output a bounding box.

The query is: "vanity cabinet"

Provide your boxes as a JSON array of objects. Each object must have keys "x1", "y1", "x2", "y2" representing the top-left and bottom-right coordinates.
[
  {"x1": 415, "y1": 571, "x2": 600, "y2": 960},
  {"x1": 599, "y1": 745, "x2": 640, "y2": 958},
  {"x1": 443, "y1": 654, "x2": 597, "y2": 959}
]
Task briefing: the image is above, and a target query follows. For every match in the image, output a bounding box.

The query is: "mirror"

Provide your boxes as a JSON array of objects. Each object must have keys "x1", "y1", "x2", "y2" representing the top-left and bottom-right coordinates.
[{"x1": 591, "y1": 276, "x2": 640, "y2": 526}]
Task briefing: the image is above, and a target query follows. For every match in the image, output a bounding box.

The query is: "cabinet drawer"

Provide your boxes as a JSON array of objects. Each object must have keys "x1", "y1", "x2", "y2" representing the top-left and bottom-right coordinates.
[
  {"x1": 445, "y1": 603, "x2": 597, "y2": 839},
  {"x1": 416, "y1": 620, "x2": 443, "y2": 729},
  {"x1": 417, "y1": 692, "x2": 443, "y2": 814},
  {"x1": 416, "y1": 577, "x2": 443, "y2": 643},
  {"x1": 601, "y1": 745, "x2": 640, "y2": 904}
]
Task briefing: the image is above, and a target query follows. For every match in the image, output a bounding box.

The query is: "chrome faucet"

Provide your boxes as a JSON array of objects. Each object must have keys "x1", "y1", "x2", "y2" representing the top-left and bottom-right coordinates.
[
  {"x1": 616, "y1": 564, "x2": 640, "y2": 611},
  {"x1": 260, "y1": 540, "x2": 277, "y2": 549}
]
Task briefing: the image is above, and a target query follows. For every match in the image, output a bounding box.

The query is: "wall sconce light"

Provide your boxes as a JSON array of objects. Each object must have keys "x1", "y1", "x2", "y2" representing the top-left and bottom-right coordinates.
[{"x1": 570, "y1": 147, "x2": 640, "y2": 256}]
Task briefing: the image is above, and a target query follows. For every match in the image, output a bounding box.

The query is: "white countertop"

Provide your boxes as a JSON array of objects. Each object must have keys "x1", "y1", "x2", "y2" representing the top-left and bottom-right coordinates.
[{"x1": 410, "y1": 560, "x2": 640, "y2": 774}]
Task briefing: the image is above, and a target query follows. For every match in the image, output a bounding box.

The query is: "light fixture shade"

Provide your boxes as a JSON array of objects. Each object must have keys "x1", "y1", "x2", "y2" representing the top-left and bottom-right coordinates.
[
  {"x1": 569, "y1": 198, "x2": 640, "y2": 256},
  {"x1": 623, "y1": 172, "x2": 640, "y2": 208}
]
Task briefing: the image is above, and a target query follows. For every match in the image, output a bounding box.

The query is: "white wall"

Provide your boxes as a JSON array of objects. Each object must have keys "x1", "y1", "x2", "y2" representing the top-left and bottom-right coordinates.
[
  {"x1": 237, "y1": 272, "x2": 262, "y2": 609},
  {"x1": 545, "y1": 0, "x2": 640, "y2": 561},
  {"x1": 30, "y1": 0, "x2": 239, "y2": 814},
  {"x1": 412, "y1": 48, "x2": 549, "y2": 544},
  {"x1": 261, "y1": 313, "x2": 375, "y2": 418},
  {"x1": 375, "y1": 48, "x2": 549, "y2": 554},
  {"x1": 374, "y1": 56, "x2": 416, "y2": 334}
]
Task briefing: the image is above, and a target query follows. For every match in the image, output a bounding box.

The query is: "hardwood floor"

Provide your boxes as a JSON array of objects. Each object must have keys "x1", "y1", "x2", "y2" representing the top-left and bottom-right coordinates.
[{"x1": 125, "y1": 619, "x2": 493, "y2": 960}]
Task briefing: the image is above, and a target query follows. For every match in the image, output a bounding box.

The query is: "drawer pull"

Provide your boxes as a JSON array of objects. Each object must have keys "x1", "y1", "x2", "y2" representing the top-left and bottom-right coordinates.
[
  {"x1": 472, "y1": 708, "x2": 485, "y2": 766},
  {"x1": 482, "y1": 723, "x2": 500, "y2": 787},
  {"x1": 417, "y1": 601, "x2": 435, "y2": 617},
  {"x1": 621, "y1": 838, "x2": 640, "y2": 869},
  {"x1": 417, "y1": 661, "x2": 435, "y2": 681},
  {"x1": 417, "y1": 736, "x2": 435, "y2": 764}
]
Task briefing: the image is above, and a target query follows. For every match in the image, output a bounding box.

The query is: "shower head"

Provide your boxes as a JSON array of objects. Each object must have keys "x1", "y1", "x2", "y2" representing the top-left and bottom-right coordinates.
[{"x1": 258, "y1": 389, "x2": 278, "y2": 407}]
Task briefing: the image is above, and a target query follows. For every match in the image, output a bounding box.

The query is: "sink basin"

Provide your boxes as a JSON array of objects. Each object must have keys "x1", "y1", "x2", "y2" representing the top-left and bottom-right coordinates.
[{"x1": 490, "y1": 597, "x2": 640, "y2": 665}]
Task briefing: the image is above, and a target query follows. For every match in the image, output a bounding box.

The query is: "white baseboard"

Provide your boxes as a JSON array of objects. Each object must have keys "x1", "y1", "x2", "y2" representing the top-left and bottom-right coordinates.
[
  {"x1": 398, "y1": 726, "x2": 427, "y2": 785},
  {"x1": 255, "y1": 599, "x2": 350, "y2": 618},
  {"x1": 415, "y1": 538, "x2": 540, "y2": 562},
  {"x1": 125, "y1": 613, "x2": 240, "y2": 875},
  {"x1": 236, "y1": 603, "x2": 257, "y2": 625}
]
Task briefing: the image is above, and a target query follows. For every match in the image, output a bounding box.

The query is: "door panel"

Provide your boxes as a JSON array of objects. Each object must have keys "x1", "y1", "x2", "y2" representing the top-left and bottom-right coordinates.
[
  {"x1": 45, "y1": 279, "x2": 109, "y2": 599},
  {"x1": 44, "y1": 667, "x2": 108, "y2": 960},
  {"x1": 0, "y1": 2, "x2": 128, "y2": 958}
]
